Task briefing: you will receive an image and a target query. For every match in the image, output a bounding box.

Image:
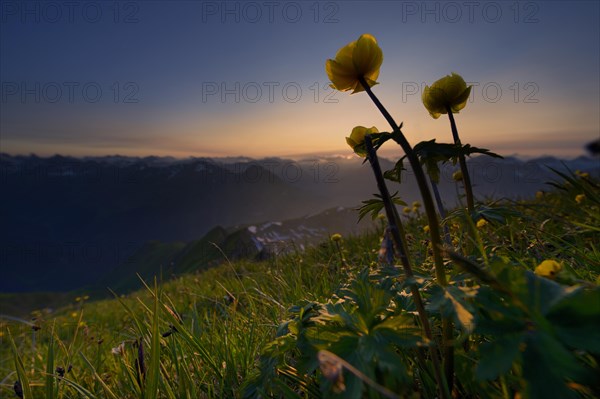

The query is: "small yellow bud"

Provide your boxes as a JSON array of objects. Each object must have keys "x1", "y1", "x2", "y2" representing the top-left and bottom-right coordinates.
[
  {"x1": 403, "y1": 207, "x2": 412, "y2": 214},
  {"x1": 423, "y1": 225, "x2": 430, "y2": 233},
  {"x1": 575, "y1": 194, "x2": 585, "y2": 204},
  {"x1": 412, "y1": 201, "x2": 421, "y2": 208},
  {"x1": 376, "y1": 214, "x2": 386, "y2": 221},
  {"x1": 345, "y1": 126, "x2": 380, "y2": 157},
  {"x1": 534, "y1": 260, "x2": 562, "y2": 279},
  {"x1": 535, "y1": 191, "x2": 544, "y2": 200},
  {"x1": 330, "y1": 233, "x2": 342, "y2": 242},
  {"x1": 422, "y1": 73, "x2": 472, "y2": 119},
  {"x1": 476, "y1": 219, "x2": 488, "y2": 228},
  {"x1": 452, "y1": 170, "x2": 463, "y2": 181}
]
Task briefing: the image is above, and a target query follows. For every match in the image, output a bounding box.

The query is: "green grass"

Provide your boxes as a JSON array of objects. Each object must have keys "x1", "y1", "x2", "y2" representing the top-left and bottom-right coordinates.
[{"x1": 1, "y1": 172, "x2": 599, "y2": 398}]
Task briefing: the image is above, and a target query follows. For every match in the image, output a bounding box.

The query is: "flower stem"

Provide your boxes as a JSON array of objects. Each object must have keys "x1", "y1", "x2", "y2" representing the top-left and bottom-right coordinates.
[
  {"x1": 364, "y1": 135, "x2": 449, "y2": 399},
  {"x1": 359, "y1": 77, "x2": 454, "y2": 392},
  {"x1": 430, "y1": 179, "x2": 452, "y2": 246},
  {"x1": 446, "y1": 107, "x2": 475, "y2": 214},
  {"x1": 334, "y1": 241, "x2": 346, "y2": 269}
]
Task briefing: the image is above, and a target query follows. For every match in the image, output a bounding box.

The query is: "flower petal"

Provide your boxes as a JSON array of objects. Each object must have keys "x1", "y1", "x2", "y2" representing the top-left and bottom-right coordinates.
[
  {"x1": 353, "y1": 34, "x2": 383, "y2": 76},
  {"x1": 450, "y1": 86, "x2": 472, "y2": 113},
  {"x1": 326, "y1": 59, "x2": 357, "y2": 92}
]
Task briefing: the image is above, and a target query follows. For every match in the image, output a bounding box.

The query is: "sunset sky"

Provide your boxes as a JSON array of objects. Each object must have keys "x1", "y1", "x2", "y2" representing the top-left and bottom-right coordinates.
[{"x1": 1, "y1": 1, "x2": 599, "y2": 159}]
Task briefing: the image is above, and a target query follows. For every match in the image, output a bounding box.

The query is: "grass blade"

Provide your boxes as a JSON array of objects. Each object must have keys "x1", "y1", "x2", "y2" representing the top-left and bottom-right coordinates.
[
  {"x1": 45, "y1": 326, "x2": 55, "y2": 399},
  {"x1": 145, "y1": 280, "x2": 161, "y2": 399},
  {"x1": 8, "y1": 328, "x2": 34, "y2": 399}
]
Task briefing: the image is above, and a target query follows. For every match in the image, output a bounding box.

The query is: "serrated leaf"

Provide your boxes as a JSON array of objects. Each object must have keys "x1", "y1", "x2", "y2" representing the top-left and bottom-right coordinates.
[
  {"x1": 522, "y1": 271, "x2": 570, "y2": 315},
  {"x1": 522, "y1": 331, "x2": 583, "y2": 399},
  {"x1": 427, "y1": 285, "x2": 476, "y2": 332},
  {"x1": 356, "y1": 194, "x2": 405, "y2": 222},
  {"x1": 383, "y1": 159, "x2": 405, "y2": 183},
  {"x1": 547, "y1": 287, "x2": 600, "y2": 353},
  {"x1": 476, "y1": 333, "x2": 523, "y2": 380}
]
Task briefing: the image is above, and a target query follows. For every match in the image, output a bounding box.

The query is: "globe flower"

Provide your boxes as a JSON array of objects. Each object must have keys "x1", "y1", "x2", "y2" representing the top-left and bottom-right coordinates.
[
  {"x1": 325, "y1": 34, "x2": 383, "y2": 94},
  {"x1": 422, "y1": 73, "x2": 472, "y2": 119},
  {"x1": 452, "y1": 170, "x2": 463, "y2": 181},
  {"x1": 346, "y1": 126, "x2": 379, "y2": 157},
  {"x1": 330, "y1": 233, "x2": 342, "y2": 242},
  {"x1": 534, "y1": 260, "x2": 562, "y2": 279}
]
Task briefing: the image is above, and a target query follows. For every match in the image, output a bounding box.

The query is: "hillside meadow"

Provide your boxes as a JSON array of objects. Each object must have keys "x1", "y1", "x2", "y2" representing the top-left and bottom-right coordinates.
[{"x1": 1, "y1": 168, "x2": 599, "y2": 398}]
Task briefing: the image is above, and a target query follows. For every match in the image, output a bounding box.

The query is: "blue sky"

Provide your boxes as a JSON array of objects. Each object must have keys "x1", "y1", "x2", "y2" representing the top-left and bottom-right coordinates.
[{"x1": 1, "y1": 0, "x2": 599, "y2": 158}]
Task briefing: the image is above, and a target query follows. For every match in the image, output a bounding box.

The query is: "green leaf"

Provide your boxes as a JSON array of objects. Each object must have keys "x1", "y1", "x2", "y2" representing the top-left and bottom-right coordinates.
[
  {"x1": 459, "y1": 144, "x2": 503, "y2": 159},
  {"x1": 546, "y1": 287, "x2": 600, "y2": 353},
  {"x1": 8, "y1": 329, "x2": 34, "y2": 399},
  {"x1": 356, "y1": 194, "x2": 406, "y2": 222},
  {"x1": 383, "y1": 159, "x2": 405, "y2": 183},
  {"x1": 476, "y1": 333, "x2": 523, "y2": 380},
  {"x1": 521, "y1": 271, "x2": 570, "y2": 315},
  {"x1": 427, "y1": 285, "x2": 476, "y2": 333},
  {"x1": 397, "y1": 139, "x2": 504, "y2": 183},
  {"x1": 522, "y1": 331, "x2": 583, "y2": 399}
]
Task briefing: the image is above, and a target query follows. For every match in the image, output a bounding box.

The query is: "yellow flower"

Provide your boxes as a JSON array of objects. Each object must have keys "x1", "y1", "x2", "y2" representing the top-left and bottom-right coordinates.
[
  {"x1": 403, "y1": 207, "x2": 412, "y2": 214},
  {"x1": 476, "y1": 219, "x2": 488, "y2": 228},
  {"x1": 422, "y1": 73, "x2": 472, "y2": 119},
  {"x1": 535, "y1": 191, "x2": 544, "y2": 200},
  {"x1": 346, "y1": 126, "x2": 379, "y2": 157},
  {"x1": 534, "y1": 260, "x2": 562, "y2": 279},
  {"x1": 376, "y1": 214, "x2": 386, "y2": 221},
  {"x1": 330, "y1": 233, "x2": 342, "y2": 242},
  {"x1": 423, "y1": 225, "x2": 430, "y2": 233},
  {"x1": 452, "y1": 170, "x2": 463, "y2": 181},
  {"x1": 575, "y1": 194, "x2": 585, "y2": 204},
  {"x1": 325, "y1": 34, "x2": 383, "y2": 94},
  {"x1": 412, "y1": 201, "x2": 421, "y2": 208}
]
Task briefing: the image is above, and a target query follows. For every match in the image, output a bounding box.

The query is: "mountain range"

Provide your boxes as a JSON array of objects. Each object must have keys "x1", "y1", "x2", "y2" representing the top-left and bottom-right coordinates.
[{"x1": 1, "y1": 153, "x2": 598, "y2": 295}]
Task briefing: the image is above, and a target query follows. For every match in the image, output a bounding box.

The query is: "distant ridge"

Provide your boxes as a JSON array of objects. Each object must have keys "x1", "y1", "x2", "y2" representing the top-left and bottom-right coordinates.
[{"x1": 1, "y1": 153, "x2": 598, "y2": 293}]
